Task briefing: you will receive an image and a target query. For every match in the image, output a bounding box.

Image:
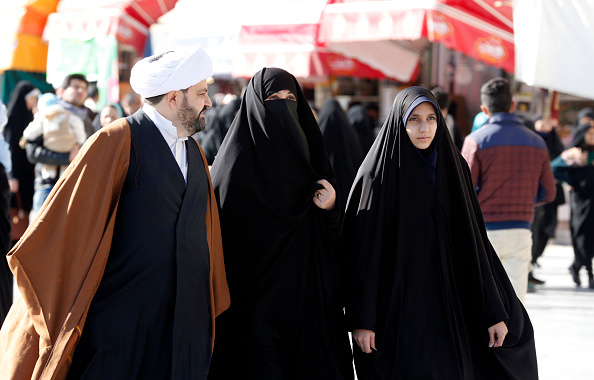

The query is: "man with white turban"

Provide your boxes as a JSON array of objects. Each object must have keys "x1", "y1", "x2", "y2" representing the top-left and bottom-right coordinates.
[{"x1": 0, "y1": 46, "x2": 230, "y2": 380}]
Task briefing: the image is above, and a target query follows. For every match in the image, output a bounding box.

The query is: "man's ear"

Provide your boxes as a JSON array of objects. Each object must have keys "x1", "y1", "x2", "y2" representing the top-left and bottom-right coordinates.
[
  {"x1": 56, "y1": 88, "x2": 64, "y2": 96},
  {"x1": 166, "y1": 90, "x2": 181, "y2": 110},
  {"x1": 480, "y1": 104, "x2": 490, "y2": 117},
  {"x1": 509, "y1": 100, "x2": 516, "y2": 113}
]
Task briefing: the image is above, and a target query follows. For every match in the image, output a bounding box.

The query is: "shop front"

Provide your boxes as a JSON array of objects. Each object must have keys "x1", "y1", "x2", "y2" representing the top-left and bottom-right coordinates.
[
  {"x1": 318, "y1": 0, "x2": 515, "y2": 132},
  {"x1": 42, "y1": 0, "x2": 177, "y2": 108}
]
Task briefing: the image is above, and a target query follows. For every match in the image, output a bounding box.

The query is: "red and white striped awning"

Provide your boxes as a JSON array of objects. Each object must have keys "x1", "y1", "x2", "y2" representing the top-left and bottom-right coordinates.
[
  {"x1": 43, "y1": 0, "x2": 177, "y2": 55},
  {"x1": 318, "y1": 0, "x2": 514, "y2": 80},
  {"x1": 233, "y1": 23, "x2": 394, "y2": 81}
]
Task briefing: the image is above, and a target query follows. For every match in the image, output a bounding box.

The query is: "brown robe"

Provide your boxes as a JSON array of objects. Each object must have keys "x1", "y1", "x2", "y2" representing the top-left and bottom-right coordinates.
[{"x1": 0, "y1": 118, "x2": 230, "y2": 380}]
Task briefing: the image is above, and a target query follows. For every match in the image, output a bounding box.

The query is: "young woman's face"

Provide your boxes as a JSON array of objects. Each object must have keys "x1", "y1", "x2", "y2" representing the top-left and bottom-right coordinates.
[
  {"x1": 405, "y1": 102, "x2": 438, "y2": 150},
  {"x1": 584, "y1": 126, "x2": 594, "y2": 146}
]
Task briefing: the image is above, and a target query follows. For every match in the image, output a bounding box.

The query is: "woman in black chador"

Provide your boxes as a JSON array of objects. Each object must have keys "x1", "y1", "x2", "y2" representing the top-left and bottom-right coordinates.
[
  {"x1": 208, "y1": 68, "x2": 353, "y2": 380},
  {"x1": 341, "y1": 87, "x2": 538, "y2": 380},
  {"x1": 530, "y1": 115, "x2": 566, "y2": 282},
  {"x1": 551, "y1": 122, "x2": 594, "y2": 289},
  {"x1": 318, "y1": 98, "x2": 364, "y2": 216}
]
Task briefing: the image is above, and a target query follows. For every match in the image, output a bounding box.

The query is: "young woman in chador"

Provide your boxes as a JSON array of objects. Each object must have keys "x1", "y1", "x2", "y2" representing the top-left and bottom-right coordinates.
[
  {"x1": 552, "y1": 122, "x2": 594, "y2": 289},
  {"x1": 341, "y1": 86, "x2": 538, "y2": 380},
  {"x1": 208, "y1": 68, "x2": 353, "y2": 380}
]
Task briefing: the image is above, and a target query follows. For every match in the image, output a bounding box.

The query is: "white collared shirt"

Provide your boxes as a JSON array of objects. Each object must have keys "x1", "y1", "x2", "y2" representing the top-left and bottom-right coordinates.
[{"x1": 142, "y1": 104, "x2": 189, "y2": 184}]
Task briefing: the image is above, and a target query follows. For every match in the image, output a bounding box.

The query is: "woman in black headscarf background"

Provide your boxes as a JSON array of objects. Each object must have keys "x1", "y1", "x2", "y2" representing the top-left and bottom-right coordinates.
[
  {"x1": 529, "y1": 115, "x2": 566, "y2": 285},
  {"x1": 571, "y1": 107, "x2": 594, "y2": 138},
  {"x1": 318, "y1": 98, "x2": 364, "y2": 216},
  {"x1": 196, "y1": 96, "x2": 241, "y2": 165},
  {"x1": 341, "y1": 87, "x2": 538, "y2": 380},
  {"x1": 1, "y1": 81, "x2": 38, "y2": 324},
  {"x1": 4, "y1": 81, "x2": 38, "y2": 214},
  {"x1": 208, "y1": 68, "x2": 353, "y2": 380},
  {"x1": 347, "y1": 104, "x2": 375, "y2": 155},
  {"x1": 551, "y1": 122, "x2": 594, "y2": 289}
]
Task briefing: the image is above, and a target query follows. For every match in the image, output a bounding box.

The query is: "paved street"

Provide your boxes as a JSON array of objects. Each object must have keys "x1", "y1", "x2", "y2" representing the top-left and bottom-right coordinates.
[
  {"x1": 525, "y1": 229, "x2": 594, "y2": 380},
  {"x1": 11, "y1": 230, "x2": 593, "y2": 379}
]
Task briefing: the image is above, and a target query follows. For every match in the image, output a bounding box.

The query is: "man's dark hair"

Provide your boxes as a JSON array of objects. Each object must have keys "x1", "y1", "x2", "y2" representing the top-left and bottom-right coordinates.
[
  {"x1": 144, "y1": 94, "x2": 166, "y2": 106},
  {"x1": 144, "y1": 88, "x2": 188, "y2": 106},
  {"x1": 62, "y1": 73, "x2": 88, "y2": 89},
  {"x1": 480, "y1": 77, "x2": 512, "y2": 114},
  {"x1": 431, "y1": 87, "x2": 451, "y2": 110}
]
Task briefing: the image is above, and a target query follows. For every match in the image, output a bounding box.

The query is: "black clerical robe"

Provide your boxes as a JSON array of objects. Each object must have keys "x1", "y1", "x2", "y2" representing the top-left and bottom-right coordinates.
[{"x1": 0, "y1": 113, "x2": 229, "y2": 380}]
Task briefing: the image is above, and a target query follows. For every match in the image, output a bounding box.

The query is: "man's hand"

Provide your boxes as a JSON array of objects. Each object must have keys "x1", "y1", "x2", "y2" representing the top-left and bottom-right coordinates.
[
  {"x1": 488, "y1": 321, "x2": 508, "y2": 348},
  {"x1": 313, "y1": 179, "x2": 336, "y2": 210},
  {"x1": 353, "y1": 329, "x2": 376, "y2": 353}
]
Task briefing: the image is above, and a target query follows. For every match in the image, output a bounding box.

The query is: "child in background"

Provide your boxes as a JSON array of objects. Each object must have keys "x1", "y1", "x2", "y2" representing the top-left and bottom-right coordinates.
[{"x1": 23, "y1": 93, "x2": 87, "y2": 182}]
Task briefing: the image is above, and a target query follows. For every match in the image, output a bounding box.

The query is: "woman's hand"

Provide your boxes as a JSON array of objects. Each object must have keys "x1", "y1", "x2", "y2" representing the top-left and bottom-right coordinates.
[
  {"x1": 561, "y1": 147, "x2": 587, "y2": 167},
  {"x1": 8, "y1": 179, "x2": 19, "y2": 193},
  {"x1": 313, "y1": 179, "x2": 336, "y2": 210},
  {"x1": 353, "y1": 329, "x2": 376, "y2": 353},
  {"x1": 488, "y1": 321, "x2": 508, "y2": 348}
]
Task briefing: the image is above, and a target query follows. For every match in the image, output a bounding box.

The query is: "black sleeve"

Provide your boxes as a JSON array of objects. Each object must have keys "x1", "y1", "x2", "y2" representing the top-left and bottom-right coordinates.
[{"x1": 25, "y1": 137, "x2": 70, "y2": 166}]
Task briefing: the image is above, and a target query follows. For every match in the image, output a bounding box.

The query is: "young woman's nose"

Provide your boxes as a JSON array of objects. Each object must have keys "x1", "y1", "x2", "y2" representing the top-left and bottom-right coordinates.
[{"x1": 419, "y1": 120, "x2": 429, "y2": 132}]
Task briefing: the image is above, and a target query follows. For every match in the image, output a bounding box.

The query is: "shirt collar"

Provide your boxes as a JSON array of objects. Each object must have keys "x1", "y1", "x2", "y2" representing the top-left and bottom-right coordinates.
[{"x1": 142, "y1": 103, "x2": 188, "y2": 147}]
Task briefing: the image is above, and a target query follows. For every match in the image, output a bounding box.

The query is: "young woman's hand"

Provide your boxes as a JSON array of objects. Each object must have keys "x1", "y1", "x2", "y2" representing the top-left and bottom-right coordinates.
[
  {"x1": 488, "y1": 321, "x2": 508, "y2": 348},
  {"x1": 353, "y1": 329, "x2": 376, "y2": 353},
  {"x1": 313, "y1": 179, "x2": 336, "y2": 210}
]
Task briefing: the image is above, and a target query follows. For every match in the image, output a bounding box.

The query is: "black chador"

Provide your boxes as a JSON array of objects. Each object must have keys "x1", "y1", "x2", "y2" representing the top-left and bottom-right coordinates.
[
  {"x1": 341, "y1": 87, "x2": 538, "y2": 380},
  {"x1": 208, "y1": 68, "x2": 353, "y2": 380},
  {"x1": 67, "y1": 111, "x2": 211, "y2": 379}
]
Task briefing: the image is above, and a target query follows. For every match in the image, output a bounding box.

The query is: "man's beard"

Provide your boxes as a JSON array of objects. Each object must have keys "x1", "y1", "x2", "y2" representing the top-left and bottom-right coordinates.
[{"x1": 177, "y1": 96, "x2": 207, "y2": 136}]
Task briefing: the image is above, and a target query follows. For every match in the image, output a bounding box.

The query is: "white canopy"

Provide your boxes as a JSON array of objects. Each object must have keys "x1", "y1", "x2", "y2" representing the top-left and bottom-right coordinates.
[{"x1": 514, "y1": 0, "x2": 594, "y2": 100}]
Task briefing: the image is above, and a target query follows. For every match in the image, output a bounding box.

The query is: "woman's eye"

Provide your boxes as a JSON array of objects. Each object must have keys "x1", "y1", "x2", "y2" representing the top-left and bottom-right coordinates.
[
  {"x1": 288, "y1": 95, "x2": 297, "y2": 101},
  {"x1": 267, "y1": 95, "x2": 278, "y2": 100}
]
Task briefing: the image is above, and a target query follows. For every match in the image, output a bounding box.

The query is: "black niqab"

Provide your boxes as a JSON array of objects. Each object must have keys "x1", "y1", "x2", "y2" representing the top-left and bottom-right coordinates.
[
  {"x1": 208, "y1": 68, "x2": 353, "y2": 379},
  {"x1": 262, "y1": 68, "x2": 310, "y2": 161},
  {"x1": 341, "y1": 87, "x2": 538, "y2": 380}
]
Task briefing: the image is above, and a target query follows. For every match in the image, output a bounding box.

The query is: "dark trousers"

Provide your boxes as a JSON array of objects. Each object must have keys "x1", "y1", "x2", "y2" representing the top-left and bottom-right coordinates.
[{"x1": 531, "y1": 203, "x2": 558, "y2": 264}]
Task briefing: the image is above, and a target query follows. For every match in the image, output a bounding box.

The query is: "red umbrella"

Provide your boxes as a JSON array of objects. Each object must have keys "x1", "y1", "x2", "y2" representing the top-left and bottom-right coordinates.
[{"x1": 318, "y1": 0, "x2": 514, "y2": 81}]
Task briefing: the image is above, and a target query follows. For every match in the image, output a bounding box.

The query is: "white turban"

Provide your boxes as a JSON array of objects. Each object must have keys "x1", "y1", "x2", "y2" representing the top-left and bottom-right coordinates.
[{"x1": 130, "y1": 46, "x2": 213, "y2": 98}]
